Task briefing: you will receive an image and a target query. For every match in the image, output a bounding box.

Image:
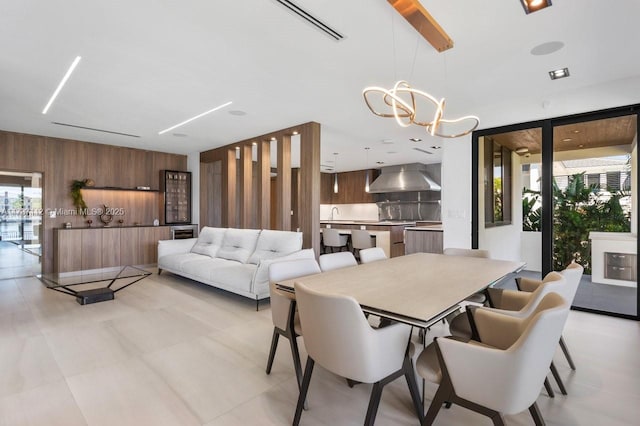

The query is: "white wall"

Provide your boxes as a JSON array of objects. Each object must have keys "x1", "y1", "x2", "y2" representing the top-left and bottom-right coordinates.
[
  {"x1": 441, "y1": 135, "x2": 472, "y2": 249},
  {"x1": 187, "y1": 152, "x2": 200, "y2": 227}
]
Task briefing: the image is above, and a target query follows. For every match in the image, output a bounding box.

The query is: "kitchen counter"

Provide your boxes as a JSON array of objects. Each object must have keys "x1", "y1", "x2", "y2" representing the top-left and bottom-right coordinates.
[
  {"x1": 321, "y1": 220, "x2": 416, "y2": 226},
  {"x1": 405, "y1": 225, "x2": 443, "y2": 232},
  {"x1": 321, "y1": 221, "x2": 412, "y2": 257}
]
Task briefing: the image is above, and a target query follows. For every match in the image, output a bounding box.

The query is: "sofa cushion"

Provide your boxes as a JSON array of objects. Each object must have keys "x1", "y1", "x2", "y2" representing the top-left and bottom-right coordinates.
[
  {"x1": 190, "y1": 227, "x2": 226, "y2": 257},
  {"x1": 181, "y1": 257, "x2": 232, "y2": 278},
  {"x1": 216, "y1": 228, "x2": 261, "y2": 263},
  {"x1": 158, "y1": 253, "x2": 206, "y2": 272},
  {"x1": 248, "y1": 230, "x2": 303, "y2": 265},
  {"x1": 210, "y1": 263, "x2": 257, "y2": 293}
]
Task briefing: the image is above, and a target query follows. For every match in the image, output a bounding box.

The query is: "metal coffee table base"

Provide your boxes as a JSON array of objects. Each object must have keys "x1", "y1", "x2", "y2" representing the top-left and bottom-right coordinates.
[{"x1": 39, "y1": 265, "x2": 151, "y2": 305}]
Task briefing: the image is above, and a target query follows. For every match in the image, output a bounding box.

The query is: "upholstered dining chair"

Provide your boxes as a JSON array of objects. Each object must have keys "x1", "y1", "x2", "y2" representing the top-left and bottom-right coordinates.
[
  {"x1": 322, "y1": 228, "x2": 349, "y2": 253},
  {"x1": 443, "y1": 247, "x2": 492, "y2": 304},
  {"x1": 266, "y1": 258, "x2": 321, "y2": 390},
  {"x1": 449, "y1": 269, "x2": 579, "y2": 396},
  {"x1": 416, "y1": 292, "x2": 569, "y2": 426},
  {"x1": 293, "y1": 281, "x2": 423, "y2": 426},
  {"x1": 318, "y1": 251, "x2": 357, "y2": 272},
  {"x1": 359, "y1": 247, "x2": 388, "y2": 264},
  {"x1": 514, "y1": 262, "x2": 584, "y2": 371},
  {"x1": 351, "y1": 229, "x2": 374, "y2": 259}
]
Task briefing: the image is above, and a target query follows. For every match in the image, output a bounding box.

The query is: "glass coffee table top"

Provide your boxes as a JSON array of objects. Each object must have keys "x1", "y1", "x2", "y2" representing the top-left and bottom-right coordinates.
[
  {"x1": 38, "y1": 265, "x2": 151, "y2": 288},
  {"x1": 38, "y1": 265, "x2": 151, "y2": 305}
]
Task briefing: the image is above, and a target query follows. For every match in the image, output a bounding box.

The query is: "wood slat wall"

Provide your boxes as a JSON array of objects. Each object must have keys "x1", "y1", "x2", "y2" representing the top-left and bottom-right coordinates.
[
  {"x1": 0, "y1": 129, "x2": 186, "y2": 273},
  {"x1": 200, "y1": 121, "x2": 321, "y2": 255}
]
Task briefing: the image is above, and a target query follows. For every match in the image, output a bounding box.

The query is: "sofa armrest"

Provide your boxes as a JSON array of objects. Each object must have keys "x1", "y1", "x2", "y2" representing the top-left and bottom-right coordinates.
[
  {"x1": 252, "y1": 248, "x2": 316, "y2": 291},
  {"x1": 158, "y1": 238, "x2": 197, "y2": 258}
]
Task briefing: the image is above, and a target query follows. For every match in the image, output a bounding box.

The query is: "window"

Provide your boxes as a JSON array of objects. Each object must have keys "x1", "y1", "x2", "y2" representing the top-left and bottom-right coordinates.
[{"x1": 484, "y1": 137, "x2": 512, "y2": 226}]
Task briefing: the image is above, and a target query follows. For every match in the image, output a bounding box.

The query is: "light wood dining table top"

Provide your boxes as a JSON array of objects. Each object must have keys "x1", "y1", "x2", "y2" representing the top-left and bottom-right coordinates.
[{"x1": 278, "y1": 253, "x2": 525, "y2": 328}]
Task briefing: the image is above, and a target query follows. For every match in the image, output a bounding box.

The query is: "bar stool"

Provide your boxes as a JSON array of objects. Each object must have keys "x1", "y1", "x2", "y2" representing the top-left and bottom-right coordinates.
[
  {"x1": 350, "y1": 229, "x2": 374, "y2": 260},
  {"x1": 322, "y1": 228, "x2": 349, "y2": 253}
]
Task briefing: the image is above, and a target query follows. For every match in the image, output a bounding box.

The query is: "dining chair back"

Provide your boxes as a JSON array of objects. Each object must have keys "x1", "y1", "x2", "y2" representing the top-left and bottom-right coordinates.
[
  {"x1": 359, "y1": 247, "x2": 388, "y2": 264},
  {"x1": 293, "y1": 281, "x2": 422, "y2": 425},
  {"x1": 266, "y1": 258, "x2": 321, "y2": 389},
  {"x1": 418, "y1": 291, "x2": 569, "y2": 425},
  {"x1": 319, "y1": 251, "x2": 357, "y2": 272},
  {"x1": 351, "y1": 229, "x2": 374, "y2": 249},
  {"x1": 322, "y1": 228, "x2": 349, "y2": 252}
]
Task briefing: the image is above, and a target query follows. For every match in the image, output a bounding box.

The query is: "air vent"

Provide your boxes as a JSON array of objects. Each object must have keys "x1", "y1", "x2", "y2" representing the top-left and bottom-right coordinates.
[
  {"x1": 412, "y1": 147, "x2": 433, "y2": 155},
  {"x1": 52, "y1": 122, "x2": 140, "y2": 138},
  {"x1": 274, "y1": 0, "x2": 344, "y2": 41}
]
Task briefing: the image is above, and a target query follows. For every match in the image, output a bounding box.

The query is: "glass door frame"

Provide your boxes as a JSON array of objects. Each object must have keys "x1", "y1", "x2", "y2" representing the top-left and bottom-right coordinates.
[{"x1": 472, "y1": 103, "x2": 640, "y2": 321}]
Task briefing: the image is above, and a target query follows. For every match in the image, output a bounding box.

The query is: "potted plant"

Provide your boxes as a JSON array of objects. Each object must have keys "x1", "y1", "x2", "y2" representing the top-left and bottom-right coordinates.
[{"x1": 70, "y1": 179, "x2": 94, "y2": 216}]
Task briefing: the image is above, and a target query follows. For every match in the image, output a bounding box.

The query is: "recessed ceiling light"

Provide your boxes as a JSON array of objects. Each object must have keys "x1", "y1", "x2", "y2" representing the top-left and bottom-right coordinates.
[
  {"x1": 520, "y1": 0, "x2": 552, "y2": 15},
  {"x1": 549, "y1": 68, "x2": 570, "y2": 80},
  {"x1": 530, "y1": 41, "x2": 564, "y2": 56},
  {"x1": 409, "y1": 138, "x2": 422, "y2": 142},
  {"x1": 159, "y1": 101, "x2": 232, "y2": 134},
  {"x1": 228, "y1": 110, "x2": 246, "y2": 116},
  {"x1": 562, "y1": 138, "x2": 572, "y2": 142},
  {"x1": 573, "y1": 130, "x2": 580, "y2": 134},
  {"x1": 235, "y1": 147, "x2": 240, "y2": 150},
  {"x1": 515, "y1": 147, "x2": 529, "y2": 154},
  {"x1": 42, "y1": 55, "x2": 82, "y2": 114},
  {"x1": 430, "y1": 146, "x2": 441, "y2": 149},
  {"x1": 270, "y1": 137, "x2": 277, "y2": 141},
  {"x1": 292, "y1": 131, "x2": 299, "y2": 135},
  {"x1": 251, "y1": 142, "x2": 257, "y2": 146}
]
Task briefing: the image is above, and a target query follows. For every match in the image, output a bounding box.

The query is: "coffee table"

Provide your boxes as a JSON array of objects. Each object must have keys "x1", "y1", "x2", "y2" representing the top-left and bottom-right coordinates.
[{"x1": 38, "y1": 265, "x2": 151, "y2": 305}]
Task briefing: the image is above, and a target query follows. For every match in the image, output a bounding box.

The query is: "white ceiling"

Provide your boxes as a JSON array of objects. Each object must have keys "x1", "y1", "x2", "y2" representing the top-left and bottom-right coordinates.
[{"x1": 2, "y1": 0, "x2": 640, "y2": 172}]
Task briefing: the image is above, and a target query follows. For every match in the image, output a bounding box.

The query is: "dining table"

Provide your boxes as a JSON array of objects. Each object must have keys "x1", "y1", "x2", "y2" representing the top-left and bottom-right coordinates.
[{"x1": 277, "y1": 252, "x2": 526, "y2": 329}]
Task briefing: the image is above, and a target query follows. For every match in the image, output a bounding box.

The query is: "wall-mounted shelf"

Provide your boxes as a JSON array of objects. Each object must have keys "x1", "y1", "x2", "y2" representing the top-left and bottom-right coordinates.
[{"x1": 82, "y1": 187, "x2": 160, "y2": 192}]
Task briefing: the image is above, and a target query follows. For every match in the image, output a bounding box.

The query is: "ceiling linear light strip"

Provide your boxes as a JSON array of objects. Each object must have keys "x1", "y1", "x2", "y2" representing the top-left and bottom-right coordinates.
[
  {"x1": 158, "y1": 101, "x2": 232, "y2": 135},
  {"x1": 51, "y1": 122, "x2": 140, "y2": 138},
  {"x1": 274, "y1": 0, "x2": 344, "y2": 41},
  {"x1": 387, "y1": 0, "x2": 453, "y2": 52},
  {"x1": 42, "y1": 56, "x2": 82, "y2": 114},
  {"x1": 363, "y1": 80, "x2": 479, "y2": 138}
]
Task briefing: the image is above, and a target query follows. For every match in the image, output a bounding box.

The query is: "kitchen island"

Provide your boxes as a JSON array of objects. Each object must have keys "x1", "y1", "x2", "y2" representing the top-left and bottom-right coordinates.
[
  {"x1": 321, "y1": 221, "x2": 415, "y2": 257},
  {"x1": 404, "y1": 223, "x2": 443, "y2": 254}
]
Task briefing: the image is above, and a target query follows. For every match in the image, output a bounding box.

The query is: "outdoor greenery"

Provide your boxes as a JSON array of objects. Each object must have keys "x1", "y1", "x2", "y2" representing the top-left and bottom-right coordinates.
[{"x1": 522, "y1": 172, "x2": 631, "y2": 274}]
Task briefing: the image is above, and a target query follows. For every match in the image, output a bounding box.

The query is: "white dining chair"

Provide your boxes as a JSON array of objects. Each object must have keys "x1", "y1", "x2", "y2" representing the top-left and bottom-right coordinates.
[
  {"x1": 359, "y1": 247, "x2": 388, "y2": 264},
  {"x1": 351, "y1": 229, "x2": 374, "y2": 259},
  {"x1": 450, "y1": 268, "x2": 579, "y2": 397},
  {"x1": 514, "y1": 262, "x2": 584, "y2": 371},
  {"x1": 416, "y1": 292, "x2": 569, "y2": 426},
  {"x1": 292, "y1": 281, "x2": 423, "y2": 425},
  {"x1": 318, "y1": 251, "x2": 357, "y2": 272},
  {"x1": 266, "y1": 258, "x2": 321, "y2": 390},
  {"x1": 443, "y1": 247, "x2": 491, "y2": 304},
  {"x1": 322, "y1": 228, "x2": 349, "y2": 253}
]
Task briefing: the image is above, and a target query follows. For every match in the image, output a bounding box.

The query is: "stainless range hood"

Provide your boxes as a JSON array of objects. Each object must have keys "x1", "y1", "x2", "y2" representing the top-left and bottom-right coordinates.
[{"x1": 368, "y1": 163, "x2": 441, "y2": 193}]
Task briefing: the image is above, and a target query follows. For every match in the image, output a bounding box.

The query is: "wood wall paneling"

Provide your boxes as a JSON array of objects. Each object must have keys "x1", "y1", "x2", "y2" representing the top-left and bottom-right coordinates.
[
  {"x1": 222, "y1": 150, "x2": 237, "y2": 228},
  {"x1": 299, "y1": 122, "x2": 321, "y2": 255},
  {"x1": 276, "y1": 136, "x2": 292, "y2": 230},
  {"x1": 257, "y1": 141, "x2": 271, "y2": 229},
  {"x1": 240, "y1": 144, "x2": 253, "y2": 228}
]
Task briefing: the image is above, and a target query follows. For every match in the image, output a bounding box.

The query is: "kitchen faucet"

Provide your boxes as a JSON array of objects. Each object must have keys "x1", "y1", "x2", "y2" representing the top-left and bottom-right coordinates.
[{"x1": 329, "y1": 206, "x2": 340, "y2": 221}]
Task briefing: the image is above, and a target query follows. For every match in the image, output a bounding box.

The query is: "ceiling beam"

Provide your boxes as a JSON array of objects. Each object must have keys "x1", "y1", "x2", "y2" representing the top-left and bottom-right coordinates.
[{"x1": 388, "y1": 0, "x2": 453, "y2": 52}]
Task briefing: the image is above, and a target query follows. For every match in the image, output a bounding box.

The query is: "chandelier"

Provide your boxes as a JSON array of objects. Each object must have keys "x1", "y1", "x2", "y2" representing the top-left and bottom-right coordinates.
[{"x1": 362, "y1": 80, "x2": 479, "y2": 138}]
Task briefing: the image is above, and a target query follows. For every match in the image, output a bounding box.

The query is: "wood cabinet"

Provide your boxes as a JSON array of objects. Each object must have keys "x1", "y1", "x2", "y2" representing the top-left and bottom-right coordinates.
[
  {"x1": 54, "y1": 226, "x2": 171, "y2": 273},
  {"x1": 321, "y1": 170, "x2": 378, "y2": 204},
  {"x1": 405, "y1": 229, "x2": 444, "y2": 254}
]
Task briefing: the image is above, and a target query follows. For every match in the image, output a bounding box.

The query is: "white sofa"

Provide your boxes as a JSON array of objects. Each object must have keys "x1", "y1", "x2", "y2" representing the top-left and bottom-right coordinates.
[{"x1": 157, "y1": 227, "x2": 313, "y2": 308}]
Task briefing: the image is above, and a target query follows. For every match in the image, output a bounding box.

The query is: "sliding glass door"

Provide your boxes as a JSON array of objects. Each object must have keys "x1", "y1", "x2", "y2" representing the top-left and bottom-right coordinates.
[{"x1": 473, "y1": 105, "x2": 639, "y2": 320}]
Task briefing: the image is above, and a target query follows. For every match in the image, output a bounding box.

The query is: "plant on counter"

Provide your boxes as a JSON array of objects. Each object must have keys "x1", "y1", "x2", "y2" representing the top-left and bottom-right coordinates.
[{"x1": 70, "y1": 179, "x2": 94, "y2": 216}]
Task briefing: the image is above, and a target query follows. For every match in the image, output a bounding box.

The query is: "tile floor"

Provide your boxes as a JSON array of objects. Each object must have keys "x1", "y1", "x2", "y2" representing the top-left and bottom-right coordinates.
[
  {"x1": 0, "y1": 270, "x2": 639, "y2": 425},
  {"x1": 0, "y1": 241, "x2": 40, "y2": 280}
]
